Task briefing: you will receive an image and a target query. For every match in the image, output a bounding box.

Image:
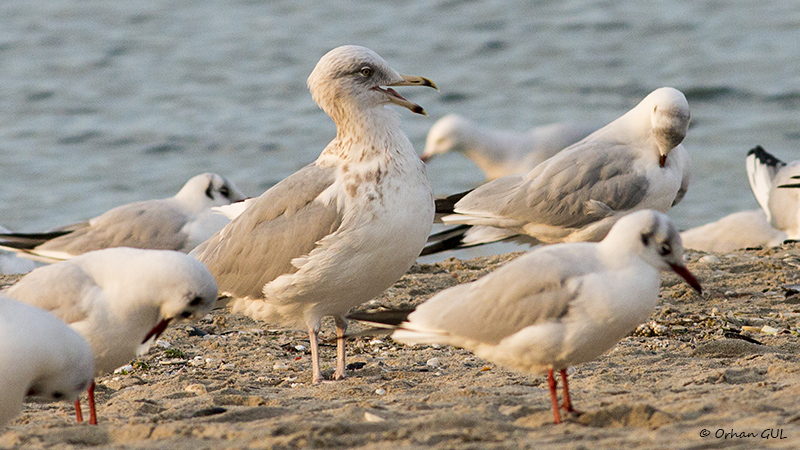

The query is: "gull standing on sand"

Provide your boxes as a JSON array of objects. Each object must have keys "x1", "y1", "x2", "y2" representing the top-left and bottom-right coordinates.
[
  {"x1": 0, "y1": 173, "x2": 246, "y2": 262},
  {"x1": 192, "y1": 45, "x2": 437, "y2": 383},
  {"x1": 350, "y1": 210, "x2": 702, "y2": 424},
  {"x1": 746, "y1": 145, "x2": 800, "y2": 239},
  {"x1": 0, "y1": 298, "x2": 94, "y2": 428},
  {"x1": 421, "y1": 114, "x2": 598, "y2": 180},
  {"x1": 3, "y1": 248, "x2": 218, "y2": 424},
  {"x1": 422, "y1": 87, "x2": 691, "y2": 255}
]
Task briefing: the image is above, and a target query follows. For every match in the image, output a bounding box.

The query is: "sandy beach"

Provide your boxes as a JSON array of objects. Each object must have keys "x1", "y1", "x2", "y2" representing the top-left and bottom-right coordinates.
[{"x1": 1, "y1": 243, "x2": 800, "y2": 449}]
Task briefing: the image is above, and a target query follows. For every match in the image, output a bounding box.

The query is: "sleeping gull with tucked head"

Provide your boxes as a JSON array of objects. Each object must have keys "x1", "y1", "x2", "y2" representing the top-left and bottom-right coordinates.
[
  {"x1": 421, "y1": 114, "x2": 598, "y2": 180},
  {"x1": 192, "y1": 45, "x2": 437, "y2": 383},
  {"x1": 422, "y1": 87, "x2": 692, "y2": 255},
  {"x1": 351, "y1": 210, "x2": 702, "y2": 424},
  {"x1": 0, "y1": 297, "x2": 94, "y2": 428},
  {"x1": 0, "y1": 173, "x2": 246, "y2": 262},
  {"x1": 3, "y1": 247, "x2": 218, "y2": 424}
]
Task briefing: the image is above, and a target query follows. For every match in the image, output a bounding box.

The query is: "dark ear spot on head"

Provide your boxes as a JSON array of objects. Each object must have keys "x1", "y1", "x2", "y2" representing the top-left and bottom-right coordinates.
[
  {"x1": 641, "y1": 233, "x2": 650, "y2": 246},
  {"x1": 181, "y1": 311, "x2": 193, "y2": 318},
  {"x1": 189, "y1": 296, "x2": 204, "y2": 307},
  {"x1": 205, "y1": 181, "x2": 214, "y2": 200}
]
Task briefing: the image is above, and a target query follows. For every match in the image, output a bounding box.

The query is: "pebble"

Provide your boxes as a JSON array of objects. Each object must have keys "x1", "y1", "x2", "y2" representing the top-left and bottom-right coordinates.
[
  {"x1": 375, "y1": 388, "x2": 387, "y2": 395},
  {"x1": 364, "y1": 412, "x2": 386, "y2": 423},
  {"x1": 426, "y1": 357, "x2": 440, "y2": 368},
  {"x1": 114, "y1": 364, "x2": 133, "y2": 374},
  {"x1": 294, "y1": 345, "x2": 307, "y2": 351},
  {"x1": 698, "y1": 255, "x2": 720, "y2": 264},
  {"x1": 273, "y1": 361, "x2": 290, "y2": 370},
  {"x1": 185, "y1": 384, "x2": 207, "y2": 395}
]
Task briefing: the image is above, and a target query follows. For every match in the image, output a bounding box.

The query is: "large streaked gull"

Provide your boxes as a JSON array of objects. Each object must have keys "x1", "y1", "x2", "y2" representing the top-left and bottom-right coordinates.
[
  {"x1": 746, "y1": 145, "x2": 800, "y2": 239},
  {"x1": 422, "y1": 87, "x2": 692, "y2": 255},
  {"x1": 3, "y1": 247, "x2": 218, "y2": 424},
  {"x1": 0, "y1": 297, "x2": 94, "y2": 428},
  {"x1": 421, "y1": 114, "x2": 598, "y2": 180},
  {"x1": 0, "y1": 173, "x2": 246, "y2": 262},
  {"x1": 350, "y1": 210, "x2": 702, "y2": 424},
  {"x1": 192, "y1": 45, "x2": 437, "y2": 383}
]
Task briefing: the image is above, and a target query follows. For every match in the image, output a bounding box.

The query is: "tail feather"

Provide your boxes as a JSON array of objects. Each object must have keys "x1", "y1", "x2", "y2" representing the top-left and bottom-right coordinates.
[
  {"x1": 435, "y1": 190, "x2": 472, "y2": 215},
  {"x1": 746, "y1": 145, "x2": 784, "y2": 218},
  {"x1": 347, "y1": 308, "x2": 415, "y2": 327}
]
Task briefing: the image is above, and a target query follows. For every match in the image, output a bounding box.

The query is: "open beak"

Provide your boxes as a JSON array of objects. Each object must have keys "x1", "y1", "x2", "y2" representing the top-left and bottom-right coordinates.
[
  {"x1": 374, "y1": 74, "x2": 438, "y2": 116},
  {"x1": 669, "y1": 263, "x2": 702, "y2": 293},
  {"x1": 142, "y1": 318, "x2": 173, "y2": 344}
]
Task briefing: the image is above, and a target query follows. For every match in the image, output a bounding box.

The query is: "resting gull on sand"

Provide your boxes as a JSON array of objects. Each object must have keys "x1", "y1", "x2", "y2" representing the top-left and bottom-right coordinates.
[
  {"x1": 350, "y1": 210, "x2": 702, "y2": 424},
  {"x1": 422, "y1": 87, "x2": 692, "y2": 255},
  {"x1": 421, "y1": 114, "x2": 597, "y2": 180},
  {"x1": 0, "y1": 297, "x2": 94, "y2": 428},
  {"x1": 192, "y1": 45, "x2": 437, "y2": 383},
  {"x1": 746, "y1": 145, "x2": 800, "y2": 239},
  {"x1": 3, "y1": 248, "x2": 218, "y2": 424},
  {"x1": 0, "y1": 173, "x2": 246, "y2": 262}
]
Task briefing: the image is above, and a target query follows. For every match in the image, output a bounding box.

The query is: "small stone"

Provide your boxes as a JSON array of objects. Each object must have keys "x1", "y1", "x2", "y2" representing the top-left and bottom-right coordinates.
[
  {"x1": 364, "y1": 412, "x2": 386, "y2": 422},
  {"x1": 294, "y1": 344, "x2": 307, "y2": 351},
  {"x1": 698, "y1": 255, "x2": 720, "y2": 264},
  {"x1": 426, "y1": 357, "x2": 440, "y2": 368},
  {"x1": 185, "y1": 384, "x2": 207, "y2": 395},
  {"x1": 273, "y1": 362, "x2": 290, "y2": 370},
  {"x1": 375, "y1": 388, "x2": 387, "y2": 395},
  {"x1": 114, "y1": 365, "x2": 133, "y2": 374}
]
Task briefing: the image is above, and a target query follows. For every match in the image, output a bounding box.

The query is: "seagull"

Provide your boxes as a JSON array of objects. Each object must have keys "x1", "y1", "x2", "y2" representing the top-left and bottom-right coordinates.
[
  {"x1": 192, "y1": 45, "x2": 437, "y2": 384},
  {"x1": 680, "y1": 209, "x2": 786, "y2": 253},
  {"x1": 350, "y1": 210, "x2": 702, "y2": 424},
  {"x1": 421, "y1": 87, "x2": 692, "y2": 255},
  {"x1": 746, "y1": 145, "x2": 800, "y2": 239},
  {"x1": 0, "y1": 173, "x2": 246, "y2": 262},
  {"x1": 3, "y1": 247, "x2": 218, "y2": 424},
  {"x1": 0, "y1": 297, "x2": 94, "y2": 428},
  {"x1": 421, "y1": 114, "x2": 598, "y2": 180}
]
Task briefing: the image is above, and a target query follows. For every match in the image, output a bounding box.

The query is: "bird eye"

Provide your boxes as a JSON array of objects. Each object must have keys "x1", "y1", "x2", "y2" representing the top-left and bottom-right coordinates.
[
  {"x1": 359, "y1": 66, "x2": 372, "y2": 77},
  {"x1": 659, "y1": 243, "x2": 671, "y2": 256},
  {"x1": 219, "y1": 186, "x2": 230, "y2": 198}
]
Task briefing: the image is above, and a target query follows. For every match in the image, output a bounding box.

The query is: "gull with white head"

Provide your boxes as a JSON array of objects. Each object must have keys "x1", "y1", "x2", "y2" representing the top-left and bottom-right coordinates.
[
  {"x1": 423, "y1": 87, "x2": 692, "y2": 255},
  {"x1": 0, "y1": 173, "x2": 246, "y2": 262},
  {"x1": 3, "y1": 247, "x2": 218, "y2": 424},
  {"x1": 192, "y1": 45, "x2": 437, "y2": 383},
  {"x1": 351, "y1": 210, "x2": 702, "y2": 424},
  {"x1": 421, "y1": 114, "x2": 598, "y2": 180},
  {"x1": 0, "y1": 298, "x2": 94, "y2": 428}
]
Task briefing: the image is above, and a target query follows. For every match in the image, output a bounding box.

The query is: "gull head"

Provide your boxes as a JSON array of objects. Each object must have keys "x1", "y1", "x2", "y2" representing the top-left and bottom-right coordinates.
[
  {"x1": 25, "y1": 321, "x2": 95, "y2": 404},
  {"x1": 421, "y1": 114, "x2": 471, "y2": 161},
  {"x1": 605, "y1": 210, "x2": 701, "y2": 293},
  {"x1": 175, "y1": 173, "x2": 247, "y2": 208},
  {"x1": 155, "y1": 253, "x2": 218, "y2": 325},
  {"x1": 307, "y1": 45, "x2": 437, "y2": 121},
  {"x1": 644, "y1": 87, "x2": 691, "y2": 161}
]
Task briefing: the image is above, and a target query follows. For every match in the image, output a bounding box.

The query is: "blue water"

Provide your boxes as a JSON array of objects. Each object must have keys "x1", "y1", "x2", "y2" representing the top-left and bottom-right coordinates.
[{"x1": 1, "y1": 0, "x2": 799, "y2": 258}]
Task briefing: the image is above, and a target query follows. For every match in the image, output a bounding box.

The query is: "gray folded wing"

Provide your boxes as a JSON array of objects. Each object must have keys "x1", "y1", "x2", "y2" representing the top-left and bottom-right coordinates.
[
  {"x1": 410, "y1": 249, "x2": 595, "y2": 344},
  {"x1": 455, "y1": 143, "x2": 648, "y2": 230},
  {"x1": 193, "y1": 163, "x2": 341, "y2": 299}
]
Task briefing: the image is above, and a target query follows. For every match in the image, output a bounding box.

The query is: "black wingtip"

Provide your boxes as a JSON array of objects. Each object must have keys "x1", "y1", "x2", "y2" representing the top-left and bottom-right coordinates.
[
  {"x1": 347, "y1": 308, "x2": 416, "y2": 327},
  {"x1": 420, "y1": 228, "x2": 471, "y2": 256},
  {"x1": 747, "y1": 145, "x2": 785, "y2": 168},
  {"x1": 0, "y1": 230, "x2": 73, "y2": 249},
  {"x1": 435, "y1": 190, "x2": 473, "y2": 215}
]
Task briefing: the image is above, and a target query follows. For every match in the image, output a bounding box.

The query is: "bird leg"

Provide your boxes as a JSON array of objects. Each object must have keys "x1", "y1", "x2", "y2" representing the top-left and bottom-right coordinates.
[
  {"x1": 308, "y1": 325, "x2": 323, "y2": 384},
  {"x1": 547, "y1": 368, "x2": 562, "y2": 424},
  {"x1": 560, "y1": 369, "x2": 583, "y2": 416},
  {"x1": 75, "y1": 398, "x2": 83, "y2": 423},
  {"x1": 333, "y1": 316, "x2": 348, "y2": 380},
  {"x1": 88, "y1": 380, "x2": 97, "y2": 425}
]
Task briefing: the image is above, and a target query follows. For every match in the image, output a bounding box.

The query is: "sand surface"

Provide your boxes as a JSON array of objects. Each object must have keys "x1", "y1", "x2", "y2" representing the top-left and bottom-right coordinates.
[{"x1": 3, "y1": 245, "x2": 800, "y2": 449}]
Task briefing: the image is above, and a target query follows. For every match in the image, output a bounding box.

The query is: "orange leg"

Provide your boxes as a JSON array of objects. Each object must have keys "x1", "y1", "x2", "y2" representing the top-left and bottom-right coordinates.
[
  {"x1": 547, "y1": 369, "x2": 562, "y2": 424},
  {"x1": 88, "y1": 381, "x2": 97, "y2": 425}
]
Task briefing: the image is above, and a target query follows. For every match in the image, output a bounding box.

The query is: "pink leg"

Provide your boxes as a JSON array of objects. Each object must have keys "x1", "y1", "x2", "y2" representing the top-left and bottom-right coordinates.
[
  {"x1": 547, "y1": 369, "x2": 562, "y2": 424},
  {"x1": 75, "y1": 399, "x2": 83, "y2": 423},
  {"x1": 332, "y1": 316, "x2": 347, "y2": 380},
  {"x1": 308, "y1": 325, "x2": 323, "y2": 384},
  {"x1": 88, "y1": 381, "x2": 97, "y2": 425}
]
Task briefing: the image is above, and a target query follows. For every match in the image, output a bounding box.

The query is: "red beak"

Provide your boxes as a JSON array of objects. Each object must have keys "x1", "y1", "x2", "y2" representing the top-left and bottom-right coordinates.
[
  {"x1": 669, "y1": 263, "x2": 702, "y2": 293},
  {"x1": 142, "y1": 318, "x2": 173, "y2": 344}
]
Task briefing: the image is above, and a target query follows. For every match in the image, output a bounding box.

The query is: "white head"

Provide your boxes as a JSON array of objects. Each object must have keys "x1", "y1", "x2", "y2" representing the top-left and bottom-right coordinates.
[
  {"x1": 640, "y1": 87, "x2": 691, "y2": 161},
  {"x1": 421, "y1": 114, "x2": 473, "y2": 161},
  {"x1": 0, "y1": 298, "x2": 94, "y2": 427},
  {"x1": 307, "y1": 45, "x2": 437, "y2": 124},
  {"x1": 174, "y1": 173, "x2": 247, "y2": 208},
  {"x1": 603, "y1": 210, "x2": 701, "y2": 293}
]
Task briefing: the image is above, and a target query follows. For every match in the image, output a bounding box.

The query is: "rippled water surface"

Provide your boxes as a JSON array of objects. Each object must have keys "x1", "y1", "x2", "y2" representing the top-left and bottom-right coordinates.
[{"x1": 1, "y1": 0, "x2": 799, "y2": 256}]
